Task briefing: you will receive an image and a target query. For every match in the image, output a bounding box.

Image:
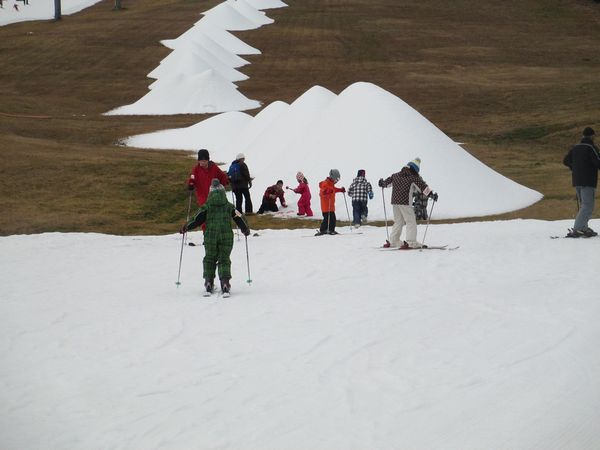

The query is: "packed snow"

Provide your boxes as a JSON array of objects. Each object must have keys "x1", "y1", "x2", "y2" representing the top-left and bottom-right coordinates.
[
  {"x1": 2, "y1": 219, "x2": 600, "y2": 449},
  {"x1": 125, "y1": 82, "x2": 543, "y2": 220},
  {"x1": 106, "y1": 0, "x2": 287, "y2": 115},
  {"x1": 0, "y1": 0, "x2": 101, "y2": 26}
]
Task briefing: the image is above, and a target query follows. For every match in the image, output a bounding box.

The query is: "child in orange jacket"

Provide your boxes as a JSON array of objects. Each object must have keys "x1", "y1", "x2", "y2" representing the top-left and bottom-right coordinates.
[{"x1": 316, "y1": 169, "x2": 345, "y2": 236}]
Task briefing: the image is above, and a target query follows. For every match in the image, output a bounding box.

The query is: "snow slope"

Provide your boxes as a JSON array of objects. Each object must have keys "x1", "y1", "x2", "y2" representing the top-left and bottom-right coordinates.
[
  {"x1": 1, "y1": 219, "x2": 599, "y2": 449},
  {"x1": 125, "y1": 82, "x2": 543, "y2": 220},
  {"x1": 0, "y1": 0, "x2": 102, "y2": 27}
]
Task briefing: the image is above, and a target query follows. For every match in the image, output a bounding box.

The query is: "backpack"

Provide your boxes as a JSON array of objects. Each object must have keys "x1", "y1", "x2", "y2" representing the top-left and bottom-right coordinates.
[
  {"x1": 412, "y1": 191, "x2": 429, "y2": 221},
  {"x1": 227, "y1": 161, "x2": 241, "y2": 181}
]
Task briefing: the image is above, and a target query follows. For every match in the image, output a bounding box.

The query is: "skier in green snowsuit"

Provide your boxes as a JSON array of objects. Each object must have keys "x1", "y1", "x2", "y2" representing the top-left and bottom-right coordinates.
[{"x1": 180, "y1": 179, "x2": 250, "y2": 294}]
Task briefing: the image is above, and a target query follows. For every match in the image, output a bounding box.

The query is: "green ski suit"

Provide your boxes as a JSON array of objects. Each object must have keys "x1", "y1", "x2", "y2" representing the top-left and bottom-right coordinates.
[{"x1": 185, "y1": 188, "x2": 249, "y2": 281}]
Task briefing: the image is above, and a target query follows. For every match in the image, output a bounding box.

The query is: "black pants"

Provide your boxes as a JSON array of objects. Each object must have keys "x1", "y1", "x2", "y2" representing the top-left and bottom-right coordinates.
[
  {"x1": 233, "y1": 188, "x2": 253, "y2": 213},
  {"x1": 320, "y1": 211, "x2": 337, "y2": 233},
  {"x1": 257, "y1": 199, "x2": 278, "y2": 214}
]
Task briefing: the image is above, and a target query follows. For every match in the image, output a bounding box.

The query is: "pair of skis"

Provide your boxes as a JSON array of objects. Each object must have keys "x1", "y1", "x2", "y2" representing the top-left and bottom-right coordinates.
[
  {"x1": 203, "y1": 289, "x2": 230, "y2": 298},
  {"x1": 379, "y1": 244, "x2": 459, "y2": 251}
]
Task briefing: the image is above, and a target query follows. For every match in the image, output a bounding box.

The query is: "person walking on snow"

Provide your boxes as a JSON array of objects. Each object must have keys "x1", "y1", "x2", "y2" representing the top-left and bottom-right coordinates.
[
  {"x1": 348, "y1": 169, "x2": 373, "y2": 227},
  {"x1": 286, "y1": 171, "x2": 313, "y2": 216},
  {"x1": 563, "y1": 127, "x2": 600, "y2": 237},
  {"x1": 257, "y1": 180, "x2": 287, "y2": 214},
  {"x1": 180, "y1": 179, "x2": 250, "y2": 295},
  {"x1": 228, "y1": 153, "x2": 253, "y2": 215},
  {"x1": 316, "y1": 169, "x2": 346, "y2": 235},
  {"x1": 379, "y1": 157, "x2": 438, "y2": 249}
]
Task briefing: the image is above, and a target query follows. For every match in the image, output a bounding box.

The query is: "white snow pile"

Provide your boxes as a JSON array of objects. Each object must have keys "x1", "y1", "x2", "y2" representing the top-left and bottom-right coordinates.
[
  {"x1": 125, "y1": 82, "x2": 543, "y2": 220},
  {"x1": 105, "y1": 0, "x2": 288, "y2": 116},
  {"x1": 0, "y1": 0, "x2": 102, "y2": 27},
  {"x1": 2, "y1": 219, "x2": 600, "y2": 449}
]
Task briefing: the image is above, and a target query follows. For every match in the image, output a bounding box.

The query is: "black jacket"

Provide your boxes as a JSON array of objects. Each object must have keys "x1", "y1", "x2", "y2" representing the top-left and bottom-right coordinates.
[
  {"x1": 230, "y1": 160, "x2": 252, "y2": 190},
  {"x1": 563, "y1": 137, "x2": 600, "y2": 187}
]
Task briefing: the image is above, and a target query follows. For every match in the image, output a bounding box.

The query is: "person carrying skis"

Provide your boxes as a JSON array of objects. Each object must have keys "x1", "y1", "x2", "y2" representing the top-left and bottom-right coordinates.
[
  {"x1": 347, "y1": 169, "x2": 373, "y2": 227},
  {"x1": 180, "y1": 179, "x2": 250, "y2": 296},
  {"x1": 286, "y1": 171, "x2": 313, "y2": 216},
  {"x1": 257, "y1": 180, "x2": 287, "y2": 214},
  {"x1": 379, "y1": 157, "x2": 438, "y2": 249},
  {"x1": 563, "y1": 127, "x2": 600, "y2": 237},
  {"x1": 228, "y1": 153, "x2": 253, "y2": 215},
  {"x1": 316, "y1": 169, "x2": 346, "y2": 235}
]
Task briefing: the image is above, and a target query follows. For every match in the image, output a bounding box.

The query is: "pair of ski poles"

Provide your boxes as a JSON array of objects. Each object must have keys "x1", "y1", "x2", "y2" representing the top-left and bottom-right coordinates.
[
  {"x1": 380, "y1": 186, "x2": 436, "y2": 247},
  {"x1": 176, "y1": 191, "x2": 252, "y2": 287}
]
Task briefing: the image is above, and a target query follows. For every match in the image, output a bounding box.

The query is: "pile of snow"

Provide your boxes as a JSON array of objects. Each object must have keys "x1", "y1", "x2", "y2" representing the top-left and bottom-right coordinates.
[
  {"x1": 2, "y1": 219, "x2": 600, "y2": 449},
  {"x1": 106, "y1": 0, "x2": 287, "y2": 116},
  {"x1": 0, "y1": 0, "x2": 101, "y2": 26},
  {"x1": 125, "y1": 82, "x2": 543, "y2": 219}
]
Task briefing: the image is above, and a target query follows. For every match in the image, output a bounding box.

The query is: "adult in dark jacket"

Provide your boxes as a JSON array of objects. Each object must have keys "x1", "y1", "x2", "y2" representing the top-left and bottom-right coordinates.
[
  {"x1": 563, "y1": 127, "x2": 600, "y2": 237},
  {"x1": 228, "y1": 153, "x2": 253, "y2": 214},
  {"x1": 379, "y1": 157, "x2": 437, "y2": 249}
]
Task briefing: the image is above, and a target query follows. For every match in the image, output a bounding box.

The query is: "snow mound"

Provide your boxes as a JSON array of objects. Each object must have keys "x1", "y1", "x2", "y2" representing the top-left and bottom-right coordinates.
[
  {"x1": 202, "y1": 0, "x2": 272, "y2": 31},
  {"x1": 244, "y1": 0, "x2": 288, "y2": 9},
  {"x1": 105, "y1": 70, "x2": 260, "y2": 116},
  {"x1": 125, "y1": 82, "x2": 542, "y2": 219}
]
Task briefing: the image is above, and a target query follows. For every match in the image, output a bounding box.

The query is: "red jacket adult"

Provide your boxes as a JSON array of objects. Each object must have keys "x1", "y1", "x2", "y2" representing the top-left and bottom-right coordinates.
[
  {"x1": 188, "y1": 161, "x2": 229, "y2": 206},
  {"x1": 318, "y1": 177, "x2": 344, "y2": 212}
]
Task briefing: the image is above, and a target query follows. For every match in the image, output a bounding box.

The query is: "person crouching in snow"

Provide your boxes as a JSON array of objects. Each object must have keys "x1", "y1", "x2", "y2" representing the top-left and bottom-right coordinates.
[
  {"x1": 379, "y1": 157, "x2": 438, "y2": 249},
  {"x1": 286, "y1": 171, "x2": 313, "y2": 216},
  {"x1": 316, "y1": 169, "x2": 345, "y2": 235},
  {"x1": 180, "y1": 179, "x2": 250, "y2": 295},
  {"x1": 257, "y1": 180, "x2": 287, "y2": 214},
  {"x1": 348, "y1": 169, "x2": 373, "y2": 227}
]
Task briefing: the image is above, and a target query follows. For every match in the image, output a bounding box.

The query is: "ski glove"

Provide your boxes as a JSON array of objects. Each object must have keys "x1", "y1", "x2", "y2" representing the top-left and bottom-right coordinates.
[
  {"x1": 368, "y1": 191, "x2": 374, "y2": 200},
  {"x1": 187, "y1": 184, "x2": 195, "y2": 191},
  {"x1": 179, "y1": 223, "x2": 188, "y2": 234},
  {"x1": 243, "y1": 228, "x2": 251, "y2": 236},
  {"x1": 340, "y1": 187, "x2": 346, "y2": 193},
  {"x1": 378, "y1": 178, "x2": 385, "y2": 187},
  {"x1": 429, "y1": 192, "x2": 439, "y2": 202}
]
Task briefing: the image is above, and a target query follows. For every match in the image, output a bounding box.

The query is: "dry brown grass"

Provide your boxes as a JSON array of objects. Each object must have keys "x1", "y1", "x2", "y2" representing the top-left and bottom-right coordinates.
[{"x1": 1, "y1": 0, "x2": 599, "y2": 235}]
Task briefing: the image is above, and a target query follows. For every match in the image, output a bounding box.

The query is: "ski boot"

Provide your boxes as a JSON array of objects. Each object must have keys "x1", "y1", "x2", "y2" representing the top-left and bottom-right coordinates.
[
  {"x1": 203, "y1": 278, "x2": 214, "y2": 297},
  {"x1": 582, "y1": 227, "x2": 598, "y2": 237},
  {"x1": 566, "y1": 228, "x2": 583, "y2": 238},
  {"x1": 220, "y1": 279, "x2": 231, "y2": 298}
]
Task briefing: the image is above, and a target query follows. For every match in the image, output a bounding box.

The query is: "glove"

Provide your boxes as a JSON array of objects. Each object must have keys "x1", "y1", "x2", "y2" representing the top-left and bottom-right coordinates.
[
  {"x1": 378, "y1": 178, "x2": 384, "y2": 188},
  {"x1": 187, "y1": 184, "x2": 195, "y2": 191},
  {"x1": 429, "y1": 192, "x2": 439, "y2": 202},
  {"x1": 179, "y1": 223, "x2": 188, "y2": 234},
  {"x1": 368, "y1": 191, "x2": 374, "y2": 200},
  {"x1": 243, "y1": 228, "x2": 250, "y2": 236},
  {"x1": 249, "y1": 180, "x2": 252, "y2": 188},
  {"x1": 340, "y1": 187, "x2": 346, "y2": 193},
  {"x1": 285, "y1": 186, "x2": 290, "y2": 190},
  {"x1": 282, "y1": 203, "x2": 288, "y2": 208}
]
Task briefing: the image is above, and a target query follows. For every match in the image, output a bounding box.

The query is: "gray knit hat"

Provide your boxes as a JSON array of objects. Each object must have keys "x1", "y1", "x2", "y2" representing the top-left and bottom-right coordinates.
[
  {"x1": 209, "y1": 178, "x2": 225, "y2": 192},
  {"x1": 329, "y1": 169, "x2": 341, "y2": 181}
]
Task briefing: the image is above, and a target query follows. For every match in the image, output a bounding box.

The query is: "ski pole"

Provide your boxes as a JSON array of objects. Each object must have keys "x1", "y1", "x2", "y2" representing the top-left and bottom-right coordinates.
[
  {"x1": 176, "y1": 229, "x2": 186, "y2": 287},
  {"x1": 381, "y1": 186, "x2": 390, "y2": 244},
  {"x1": 231, "y1": 191, "x2": 240, "y2": 241},
  {"x1": 342, "y1": 192, "x2": 352, "y2": 231},
  {"x1": 421, "y1": 198, "x2": 436, "y2": 249},
  {"x1": 244, "y1": 234, "x2": 252, "y2": 284}
]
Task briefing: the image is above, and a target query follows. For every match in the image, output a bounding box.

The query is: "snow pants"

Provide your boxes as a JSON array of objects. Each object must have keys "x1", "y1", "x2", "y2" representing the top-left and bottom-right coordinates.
[
  {"x1": 352, "y1": 200, "x2": 368, "y2": 225},
  {"x1": 389, "y1": 204, "x2": 420, "y2": 248},
  {"x1": 297, "y1": 194, "x2": 313, "y2": 216},
  {"x1": 574, "y1": 186, "x2": 596, "y2": 231},
  {"x1": 203, "y1": 231, "x2": 234, "y2": 281},
  {"x1": 233, "y1": 188, "x2": 253, "y2": 214},
  {"x1": 319, "y1": 211, "x2": 337, "y2": 233},
  {"x1": 257, "y1": 198, "x2": 278, "y2": 214}
]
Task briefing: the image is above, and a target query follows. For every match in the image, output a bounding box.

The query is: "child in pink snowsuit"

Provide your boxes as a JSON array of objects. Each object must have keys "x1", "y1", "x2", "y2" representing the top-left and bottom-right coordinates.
[{"x1": 287, "y1": 171, "x2": 313, "y2": 216}]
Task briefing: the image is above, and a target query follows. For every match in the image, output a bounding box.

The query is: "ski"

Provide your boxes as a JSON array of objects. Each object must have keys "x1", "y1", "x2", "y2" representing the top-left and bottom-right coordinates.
[
  {"x1": 305, "y1": 231, "x2": 364, "y2": 237},
  {"x1": 379, "y1": 245, "x2": 459, "y2": 251}
]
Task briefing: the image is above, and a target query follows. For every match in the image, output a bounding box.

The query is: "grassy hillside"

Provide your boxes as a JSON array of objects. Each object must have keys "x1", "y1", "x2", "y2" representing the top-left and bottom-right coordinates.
[{"x1": 0, "y1": 0, "x2": 599, "y2": 235}]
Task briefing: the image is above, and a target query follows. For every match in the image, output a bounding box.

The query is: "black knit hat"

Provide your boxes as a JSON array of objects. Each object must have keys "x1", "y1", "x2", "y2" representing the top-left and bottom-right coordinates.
[
  {"x1": 583, "y1": 127, "x2": 595, "y2": 137},
  {"x1": 357, "y1": 169, "x2": 365, "y2": 177},
  {"x1": 197, "y1": 149, "x2": 210, "y2": 160}
]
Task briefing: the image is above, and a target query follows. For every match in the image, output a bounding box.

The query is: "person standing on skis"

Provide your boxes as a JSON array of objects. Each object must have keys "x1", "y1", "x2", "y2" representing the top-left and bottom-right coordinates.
[
  {"x1": 379, "y1": 157, "x2": 438, "y2": 249},
  {"x1": 347, "y1": 169, "x2": 373, "y2": 227},
  {"x1": 563, "y1": 127, "x2": 600, "y2": 238},
  {"x1": 316, "y1": 169, "x2": 346, "y2": 235},
  {"x1": 286, "y1": 171, "x2": 313, "y2": 216},
  {"x1": 180, "y1": 179, "x2": 250, "y2": 296}
]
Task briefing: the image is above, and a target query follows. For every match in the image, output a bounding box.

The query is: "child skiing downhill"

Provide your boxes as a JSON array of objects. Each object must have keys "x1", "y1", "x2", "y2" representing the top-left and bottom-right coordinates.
[
  {"x1": 316, "y1": 169, "x2": 346, "y2": 235},
  {"x1": 347, "y1": 169, "x2": 373, "y2": 227},
  {"x1": 286, "y1": 171, "x2": 313, "y2": 216},
  {"x1": 379, "y1": 157, "x2": 438, "y2": 249},
  {"x1": 180, "y1": 179, "x2": 250, "y2": 296}
]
